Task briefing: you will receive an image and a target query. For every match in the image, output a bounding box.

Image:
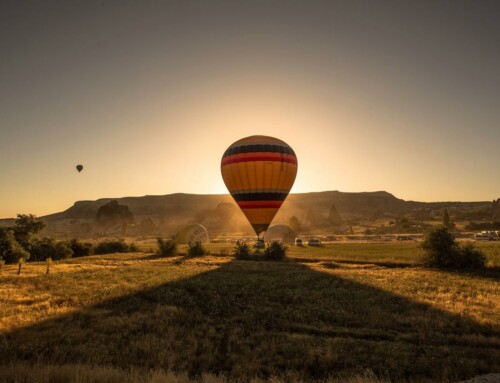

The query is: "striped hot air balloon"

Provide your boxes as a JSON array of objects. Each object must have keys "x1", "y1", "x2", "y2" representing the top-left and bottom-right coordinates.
[{"x1": 221, "y1": 135, "x2": 298, "y2": 237}]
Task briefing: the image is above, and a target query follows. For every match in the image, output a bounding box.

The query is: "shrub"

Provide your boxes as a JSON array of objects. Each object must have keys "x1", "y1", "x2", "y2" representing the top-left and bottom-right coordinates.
[
  {"x1": 233, "y1": 242, "x2": 250, "y2": 260},
  {"x1": 128, "y1": 243, "x2": 139, "y2": 252},
  {"x1": 421, "y1": 227, "x2": 460, "y2": 268},
  {"x1": 68, "y1": 239, "x2": 94, "y2": 257},
  {"x1": 264, "y1": 241, "x2": 287, "y2": 261},
  {"x1": 188, "y1": 241, "x2": 208, "y2": 256},
  {"x1": 459, "y1": 242, "x2": 486, "y2": 269},
  {"x1": 53, "y1": 242, "x2": 73, "y2": 260},
  {"x1": 421, "y1": 227, "x2": 486, "y2": 269},
  {"x1": 94, "y1": 239, "x2": 135, "y2": 254},
  {"x1": 30, "y1": 238, "x2": 74, "y2": 261},
  {"x1": 157, "y1": 238, "x2": 177, "y2": 257}
]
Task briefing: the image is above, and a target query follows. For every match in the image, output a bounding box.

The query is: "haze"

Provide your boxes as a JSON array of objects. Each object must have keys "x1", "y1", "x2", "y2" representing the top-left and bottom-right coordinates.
[{"x1": 1, "y1": 0, "x2": 499, "y2": 218}]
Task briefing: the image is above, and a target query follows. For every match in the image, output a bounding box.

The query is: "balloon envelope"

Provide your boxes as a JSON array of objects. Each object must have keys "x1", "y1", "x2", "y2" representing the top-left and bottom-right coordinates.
[
  {"x1": 177, "y1": 224, "x2": 209, "y2": 244},
  {"x1": 221, "y1": 135, "x2": 298, "y2": 236},
  {"x1": 76, "y1": 165, "x2": 83, "y2": 172}
]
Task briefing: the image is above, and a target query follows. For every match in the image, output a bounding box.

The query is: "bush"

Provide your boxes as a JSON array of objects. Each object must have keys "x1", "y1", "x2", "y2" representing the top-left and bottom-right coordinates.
[
  {"x1": 157, "y1": 238, "x2": 177, "y2": 257},
  {"x1": 188, "y1": 241, "x2": 208, "y2": 256},
  {"x1": 233, "y1": 241, "x2": 250, "y2": 260},
  {"x1": 31, "y1": 238, "x2": 73, "y2": 261},
  {"x1": 421, "y1": 227, "x2": 486, "y2": 269},
  {"x1": 54, "y1": 242, "x2": 74, "y2": 260},
  {"x1": 264, "y1": 241, "x2": 287, "y2": 261},
  {"x1": 67, "y1": 239, "x2": 94, "y2": 257},
  {"x1": 94, "y1": 239, "x2": 135, "y2": 254},
  {"x1": 460, "y1": 242, "x2": 486, "y2": 269},
  {"x1": 421, "y1": 227, "x2": 460, "y2": 268}
]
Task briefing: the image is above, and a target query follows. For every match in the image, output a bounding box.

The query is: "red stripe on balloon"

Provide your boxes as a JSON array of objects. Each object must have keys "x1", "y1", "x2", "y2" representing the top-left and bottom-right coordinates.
[
  {"x1": 221, "y1": 153, "x2": 297, "y2": 166},
  {"x1": 237, "y1": 201, "x2": 283, "y2": 209}
]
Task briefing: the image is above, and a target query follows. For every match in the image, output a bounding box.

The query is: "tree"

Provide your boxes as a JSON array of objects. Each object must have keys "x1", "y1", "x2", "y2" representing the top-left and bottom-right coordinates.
[
  {"x1": 14, "y1": 214, "x2": 46, "y2": 235},
  {"x1": 0, "y1": 228, "x2": 30, "y2": 264},
  {"x1": 13, "y1": 214, "x2": 46, "y2": 250},
  {"x1": 421, "y1": 226, "x2": 459, "y2": 268},
  {"x1": 421, "y1": 226, "x2": 485, "y2": 269},
  {"x1": 492, "y1": 198, "x2": 500, "y2": 222},
  {"x1": 289, "y1": 216, "x2": 301, "y2": 234},
  {"x1": 442, "y1": 209, "x2": 451, "y2": 229}
]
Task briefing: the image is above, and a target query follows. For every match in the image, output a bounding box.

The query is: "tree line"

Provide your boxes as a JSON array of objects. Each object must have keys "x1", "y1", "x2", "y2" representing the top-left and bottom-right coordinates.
[{"x1": 0, "y1": 214, "x2": 138, "y2": 270}]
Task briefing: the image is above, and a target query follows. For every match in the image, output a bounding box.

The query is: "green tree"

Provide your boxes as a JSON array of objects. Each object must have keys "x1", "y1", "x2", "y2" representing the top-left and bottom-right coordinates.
[
  {"x1": 0, "y1": 228, "x2": 30, "y2": 264},
  {"x1": 31, "y1": 238, "x2": 73, "y2": 261},
  {"x1": 421, "y1": 226, "x2": 485, "y2": 269},
  {"x1": 13, "y1": 214, "x2": 46, "y2": 250},
  {"x1": 442, "y1": 208, "x2": 451, "y2": 229}
]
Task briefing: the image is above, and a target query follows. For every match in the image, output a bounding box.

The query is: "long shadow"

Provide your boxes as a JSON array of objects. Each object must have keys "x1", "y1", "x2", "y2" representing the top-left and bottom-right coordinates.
[{"x1": 0, "y1": 259, "x2": 498, "y2": 381}]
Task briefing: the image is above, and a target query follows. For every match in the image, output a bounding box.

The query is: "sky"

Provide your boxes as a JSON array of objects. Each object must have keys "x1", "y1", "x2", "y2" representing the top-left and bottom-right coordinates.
[{"x1": 1, "y1": 0, "x2": 499, "y2": 218}]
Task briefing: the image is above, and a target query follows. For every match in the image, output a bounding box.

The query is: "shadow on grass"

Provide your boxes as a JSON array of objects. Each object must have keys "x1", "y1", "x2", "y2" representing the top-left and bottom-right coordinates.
[{"x1": 0, "y1": 259, "x2": 498, "y2": 381}]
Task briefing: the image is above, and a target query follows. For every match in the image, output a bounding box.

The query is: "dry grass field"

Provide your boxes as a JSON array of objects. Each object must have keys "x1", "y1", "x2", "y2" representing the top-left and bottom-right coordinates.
[{"x1": 0, "y1": 242, "x2": 499, "y2": 382}]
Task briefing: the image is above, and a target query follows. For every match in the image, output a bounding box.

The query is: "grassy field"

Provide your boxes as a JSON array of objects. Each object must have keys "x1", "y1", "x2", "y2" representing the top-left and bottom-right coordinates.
[{"x1": 0, "y1": 242, "x2": 499, "y2": 382}]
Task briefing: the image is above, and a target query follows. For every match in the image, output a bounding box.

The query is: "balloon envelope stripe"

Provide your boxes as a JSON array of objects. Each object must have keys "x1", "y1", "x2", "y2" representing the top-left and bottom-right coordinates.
[
  {"x1": 238, "y1": 201, "x2": 283, "y2": 209},
  {"x1": 221, "y1": 154, "x2": 297, "y2": 166},
  {"x1": 232, "y1": 192, "x2": 288, "y2": 201},
  {"x1": 223, "y1": 144, "x2": 296, "y2": 157}
]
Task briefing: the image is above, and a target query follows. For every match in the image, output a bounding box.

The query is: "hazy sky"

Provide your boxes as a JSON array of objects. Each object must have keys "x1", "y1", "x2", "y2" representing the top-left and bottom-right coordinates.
[{"x1": 1, "y1": 0, "x2": 499, "y2": 218}]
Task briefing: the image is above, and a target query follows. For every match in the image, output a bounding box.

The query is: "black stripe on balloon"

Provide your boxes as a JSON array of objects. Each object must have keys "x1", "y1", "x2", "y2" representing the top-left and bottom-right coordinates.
[
  {"x1": 232, "y1": 192, "x2": 288, "y2": 202},
  {"x1": 223, "y1": 144, "x2": 296, "y2": 158}
]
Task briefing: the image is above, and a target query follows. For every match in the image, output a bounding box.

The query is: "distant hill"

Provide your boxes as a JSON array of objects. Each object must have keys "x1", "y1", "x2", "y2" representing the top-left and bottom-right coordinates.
[{"x1": 9, "y1": 191, "x2": 486, "y2": 238}]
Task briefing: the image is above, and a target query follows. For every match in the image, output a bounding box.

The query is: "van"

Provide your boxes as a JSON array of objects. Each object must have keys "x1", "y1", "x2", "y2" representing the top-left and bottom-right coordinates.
[{"x1": 307, "y1": 238, "x2": 321, "y2": 246}]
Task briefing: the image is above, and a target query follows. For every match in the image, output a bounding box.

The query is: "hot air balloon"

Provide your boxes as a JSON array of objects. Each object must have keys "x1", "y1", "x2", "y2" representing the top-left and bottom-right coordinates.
[
  {"x1": 76, "y1": 165, "x2": 83, "y2": 173},
  {"x1": 177, "y1": 224, "x2": 210, "y2": 244},
  {"x1": 221, "y1": 135, "x2": 298, "y2": 237}
]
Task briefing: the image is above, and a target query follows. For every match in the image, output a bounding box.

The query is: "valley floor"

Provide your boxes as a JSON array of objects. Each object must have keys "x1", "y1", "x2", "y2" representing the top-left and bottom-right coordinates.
[{"x1": 0, "y1": 243, "x2": 499, "y2": 382}]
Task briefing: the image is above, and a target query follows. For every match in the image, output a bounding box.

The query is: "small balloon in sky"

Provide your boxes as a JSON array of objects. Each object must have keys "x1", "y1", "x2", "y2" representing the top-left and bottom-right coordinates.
[
  {"x1": 221, "y1": 135, "x2": 298, "y2": 237},
  {"x1": 76, "y1": 164, "x2": 83, "y2": 173}
]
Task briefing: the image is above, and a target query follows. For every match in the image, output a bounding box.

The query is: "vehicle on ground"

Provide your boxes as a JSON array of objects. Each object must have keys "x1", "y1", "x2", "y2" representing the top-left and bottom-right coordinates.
[
  {"x1": 294, "y1": 238, "x2": 303, "y2": 246},
  {"x1": 396, "y1": 235, "x2": 413, "y2": 241},
  {"x1": 474, "y1": 231, "x2": 496, "y2": 241},
  {"x1": 307, "y1": 238, "x2": 321, "y2": 246},
  {"x1": 253, "y1": 239, "x2": 265, "y2": 248}
]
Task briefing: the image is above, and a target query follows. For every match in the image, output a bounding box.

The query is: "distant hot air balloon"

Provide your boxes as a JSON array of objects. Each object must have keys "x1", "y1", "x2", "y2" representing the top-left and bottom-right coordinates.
[
  {"x1": 76, "y1": 164, "x2": 83, "y2": 173},
  {"x1": 221, "y1": 135, "x2": 298, "y2": 237}
]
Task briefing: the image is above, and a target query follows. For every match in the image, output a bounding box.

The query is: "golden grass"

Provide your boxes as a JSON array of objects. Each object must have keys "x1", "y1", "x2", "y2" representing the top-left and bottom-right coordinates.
[
  {"x1": 0, "y1": 363, "x2": 391, "y2": 383},
  {"x1": 0, "y1": 243, "x2": 499, "y2": 382}
]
